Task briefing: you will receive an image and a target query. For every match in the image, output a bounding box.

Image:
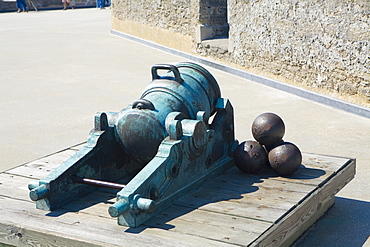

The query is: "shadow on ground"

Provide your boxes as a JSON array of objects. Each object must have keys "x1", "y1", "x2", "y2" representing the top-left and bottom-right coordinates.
[{"x1": 293, "y1": 197, "x2": 370, "y2": 247}]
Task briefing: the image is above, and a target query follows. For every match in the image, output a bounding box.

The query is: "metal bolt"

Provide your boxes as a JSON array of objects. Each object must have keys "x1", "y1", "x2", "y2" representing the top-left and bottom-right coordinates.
[
  {"x1": 29, "y1": 184, "x2": 49, "y2": 201},
  {"x1": 109, "y1": 199, "x2": 129, "y2": 217},
  {"x1": 136, "y1": 197, "x2": 156, "y2": 213}
]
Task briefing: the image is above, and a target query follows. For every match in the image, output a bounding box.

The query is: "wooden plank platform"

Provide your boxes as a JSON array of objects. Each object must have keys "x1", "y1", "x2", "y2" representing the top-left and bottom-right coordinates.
[{"x1": 0, "y1": 144, "x2": 355, "y2": 247}]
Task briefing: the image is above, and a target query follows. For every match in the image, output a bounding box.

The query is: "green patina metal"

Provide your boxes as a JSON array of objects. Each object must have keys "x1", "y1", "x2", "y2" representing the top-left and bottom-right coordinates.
[{"x1": 28, "y1": 62, "x2": 238, "y2": 227}]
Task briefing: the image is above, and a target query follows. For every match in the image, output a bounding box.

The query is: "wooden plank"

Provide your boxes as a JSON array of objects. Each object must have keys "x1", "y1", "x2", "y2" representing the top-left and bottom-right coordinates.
[
  {"x1": 62, "y1": 190, "x2": 117, "y2": 218},
  {"x1": 57, "y1": 182, "x2": 272, "y2": 246},
  {"x1": 179, "y1": 193, "x2": 289, "y2": 223},
  {"x1": 0, "y1": 173, "x2": 34, "y2": 201},
  {"x1": 302, "y1": 153, "x2": 354, "y2": 172},
  {"x1": 5, "y1": 149, "x2": 78, "y2": 179},
  {"x1": 63, "y1": 192, "x2": 271, "y2": 247},
  {"x1": 1, "y1": 173, "x2": 258, "y2": 246},
  {"x1": 69, "y1": 142, "x2": 86, "y2": 151},
  {"x1": 0, "y1": 149, "x2": 355, "y2": 247},
  {"x1": 211, "y1": 166, "x2": 317, "y2": 195},
  {"x1": 250, "y1": 158, "x2": 356, "y2": 247},
  {"x1": 175, "y1": 165, "x2": 319, "y2": 223},
  {"x1": 0, "y1": 196, "x2": 234, "y2": 247},
  {"x1": 146, "y1": 205, "x2": 270, "y2": 246}
]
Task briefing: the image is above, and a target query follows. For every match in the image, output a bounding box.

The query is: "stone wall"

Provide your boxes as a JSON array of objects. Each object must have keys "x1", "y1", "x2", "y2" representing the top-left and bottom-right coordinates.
[
  {"x1": 112, "y1": 0, "x2": 370, "y2": 104},
  {"x1": 112, "y1": 0, "x2": 195, "y2": 35},
  {"x1": 112, "y1": 0, "x2": 198, "y2": 52},
  {"x1": 111, "y1": 0, "x2": 229, "y2": 51},
  {"x1": 204, "y1": 0, "x2": 370, "y2": 103}
]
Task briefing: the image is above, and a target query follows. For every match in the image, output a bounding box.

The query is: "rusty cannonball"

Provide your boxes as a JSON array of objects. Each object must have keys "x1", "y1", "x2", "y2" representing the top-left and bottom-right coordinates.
[
  {"x1": 252, "y1": 113, "x2": 285, "y2": 146},
  {"x1": 234, "y1": 140, "x2": 268, "y2": 174},
  {"x1": 268, "y1": 142, "x2": 302, "y2": 176}
]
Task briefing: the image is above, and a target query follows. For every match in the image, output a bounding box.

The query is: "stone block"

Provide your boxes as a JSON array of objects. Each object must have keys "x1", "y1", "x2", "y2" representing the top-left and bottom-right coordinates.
[{"x1": 195, "y1": 24, "x2": 213, "y2": 43}]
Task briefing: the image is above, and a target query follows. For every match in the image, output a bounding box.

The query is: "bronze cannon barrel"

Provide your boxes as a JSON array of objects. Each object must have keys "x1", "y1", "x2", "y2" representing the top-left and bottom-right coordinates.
[{"x1": 114, "y1": 62, "x2": 221, "y2": 165}]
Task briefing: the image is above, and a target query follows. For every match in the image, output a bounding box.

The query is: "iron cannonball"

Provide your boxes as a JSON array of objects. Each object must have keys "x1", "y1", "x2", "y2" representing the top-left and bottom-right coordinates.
[
  {"x1": 264, "y1": 139, "x2": 285, "y2": 153},
  {"x1": 234, "y1": 140, "x2": 268, "y2": 174},
  {"x1": 252, "y1": 113, "x2": 285, "y2": 146},
  {"x1": 268, "y1": 142, "x2": 302, "y2": 176}
]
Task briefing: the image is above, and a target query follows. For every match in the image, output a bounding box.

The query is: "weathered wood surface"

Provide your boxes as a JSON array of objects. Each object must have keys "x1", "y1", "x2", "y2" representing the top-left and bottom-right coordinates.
[{"x1": 0, "y1": 146, "x2": 355, "y2": 247}]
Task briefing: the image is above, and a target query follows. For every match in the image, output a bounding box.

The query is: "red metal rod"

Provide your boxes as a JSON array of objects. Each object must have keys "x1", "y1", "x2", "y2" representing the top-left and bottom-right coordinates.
[{"x1": 73, "y1": 177, "x2": 126, "y2": 190}]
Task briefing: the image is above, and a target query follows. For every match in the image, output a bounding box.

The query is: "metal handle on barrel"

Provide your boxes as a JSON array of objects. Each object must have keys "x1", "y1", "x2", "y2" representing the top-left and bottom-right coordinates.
[{"x1": 151, "y1": 64, "x2": 183, "y2": 83}]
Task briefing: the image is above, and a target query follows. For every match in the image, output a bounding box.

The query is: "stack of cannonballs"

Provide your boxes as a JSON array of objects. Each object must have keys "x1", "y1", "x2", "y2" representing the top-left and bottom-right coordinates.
[{"x1": 234, "y1": 112, "x2": 302, "y2": 176}]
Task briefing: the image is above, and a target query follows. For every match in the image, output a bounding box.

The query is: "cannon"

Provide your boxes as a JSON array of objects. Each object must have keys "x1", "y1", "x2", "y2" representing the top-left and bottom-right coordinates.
[{"x1": 28, "y1": 62, "x2": 238, "y2": 227}]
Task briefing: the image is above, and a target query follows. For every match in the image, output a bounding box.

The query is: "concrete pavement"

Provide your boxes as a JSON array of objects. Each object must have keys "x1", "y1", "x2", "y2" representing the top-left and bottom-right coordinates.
[{"x1": 1, "y1": 9, "x2": 369, "y2": 246}]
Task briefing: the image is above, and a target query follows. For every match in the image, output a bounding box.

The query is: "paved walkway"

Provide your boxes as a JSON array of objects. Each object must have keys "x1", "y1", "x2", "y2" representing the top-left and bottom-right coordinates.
[{"x1": 1, "y1": 8, "x2": 369, "y2": 246}]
